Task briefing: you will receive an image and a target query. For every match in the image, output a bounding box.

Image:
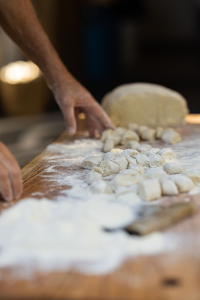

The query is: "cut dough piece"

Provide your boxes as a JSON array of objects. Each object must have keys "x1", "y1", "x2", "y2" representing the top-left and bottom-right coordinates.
[
  {"x1": 103, "y1": 139, "x2": 114, "y2": 152},
  {"x1": 157, "y1": 148, "x2": 177, "y2": 164},
  {"x1": 125, "y1": 156, "x2": 137, "y2": 166},
  {"x1": 128, "y1": 164, "x2": 144, "y2": 175},
  {"x1": 160, "y1": 179, "x2": 179, "y2": 195},
  {"x1": 138, "y1": 179, "x2": 161, "y2": 201},
  {"x1": 111, "y1": 155, "x2": 128, "y2": 171},
  {"x1": 120, "y1": 149, "x2": 139, "y2": 157},
  {"x1": 101, "y1": 129, "x2": 113, "y2": 142},
  {"x1": 121, "y1": 130, "x2": 139, "y2": 145},
  {"x1": 144, "y1": 167, "x2": 167, "y2": 179},
  {"x1": 125, "y1": 140, "x2": 140, "y2": 150},
  {"x1": 144, "y1": 148, "x2": 160, "y2": 156},
  {"x1": 102, "y1": 83, "x2": 188, "y2": 127},
  {"x1": 86, "y1": 171, "x2": 102, "y2": 184},
  {"x1": 114, "y1": 174, "x2": 144, "y2": 188},
  {"x1": 111, "y1": 148, "x2": 123, "y2": 154},
  {"x1": 183, "y1": 170, "x2": 200, "y2": 186},
  {"x1": 107, "y1": 134, "x2": 121, "y2": 146},
  {"x1": 92, "y1": 166, "x2": 103, "y2": 175},
  {"x1": 115, "y1": 186, "x2": 131, "y2": 196},
  {"x1": 137, "y1": 125, "x2": 149, "y2": 136},
  {"x1": 90, "y1": 180, "x2": 107, "y2": 193},
  {"x1": 162, "y1": 131, "x2": 181, "y2": 144},
  {"x1": 156, "y1": 127, "x2": 164, "y2": 139},
  {"x1": 81, "y1": 156, "x2": 102, "y2": 170},
  {"x1": 141, "y1": 128, "x2": 156, "y2": 141},
  {"x1": 128, "y1": 123, "x2": 138, "y2": 131},
  {"x1": 102, "y1": 152, "x2": 120, "y2": 161},
  {"x1": 120, "y1": 169, "x2": 139, "y2": 176},
  {"x1": 117, "y1": 193, "x2": 141, "y2": 205},
  {"x1": 114, "y1": 127, "x2": 126, "y2": 135},
  {"x1": 137, "y1": 144, "x2": 152, "y2": 154},
  {"x1": 149, "y1": 154, "x2": 165, "y2": 168},
  {"x1": 163, "y1": 162, "x2": 184, "y2": 174},
  {"x1": 170, "y1": 174, "x2": 195, "y2": 193},
  {"x1": 134, "y1": 154, "x2": 150, "y2": 167},
  {"x1": 100, "y1": 160, "x2": 119, "y2": 177}
]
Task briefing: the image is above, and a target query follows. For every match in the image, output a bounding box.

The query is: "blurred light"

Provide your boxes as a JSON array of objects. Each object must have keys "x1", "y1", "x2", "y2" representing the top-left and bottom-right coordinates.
[{"x1": 0, "y1": 61, "x2": 41, "y2": 84}]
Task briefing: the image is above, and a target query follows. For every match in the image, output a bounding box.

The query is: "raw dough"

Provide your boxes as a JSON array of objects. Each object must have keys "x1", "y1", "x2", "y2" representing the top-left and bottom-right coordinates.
[
  {"x1": 144, "y1": 167, "x2": 167, "y2": 179},
  {"x1": 170, "y1": 174, "x2": 195, "y2": 193},
  {"x1": 144, "y1": 148, "x2": 160, "y2": 156},
  {"x1": 134, "y1": 154, "x2": 150, "y2": 167},
  {"x1": 103, "y1": 139, "x2": 114, "y2": 152},
  {"x1": 107, "y1": 134, "x2": 121, "y2": 146},
  {"x1": 141, "y1": 128, "x2": 156, "y2": 141},
  {"x1": 86, "y1": 171, "x2": 102, "y2": 184},
  {"x1": 128, "y1": 123, "x2": 138, "y2": 131},
  {"x1": 121, "y1": 130, "x2": 139, "y2": 145},
  {"x1": 120, "y1": 149, "x2": 139, "y2": 157},
  {"x1": 102, "y1": 152, "x2": 120, "y2": 161},
  {"x1": 110, "y1": 155, "x2": 128, "y2": 171},
  {"x1": 163, "y1": 162, "x2": 184, "y2": 174},
  {"x1": 137, "y1": 144, "x2": 152, "y2": 154},
  {"x1": 156, "y1": 127, "x2": 164, "y2": 139},
  {"x1": 160, "y1": 179, "x2": 179, "y2": 195},
  {"x1": 125, "y1": 156, "x2": 137, "y2": 166},
  {"x1": 162, "y1": 131, "x2": 181, "y2": 144},
  {"x1": 183, "y1": 170, "x2": 200, "y2": 186},
  {"x1": 114, "y1": 174, "x2": 143, "y2": 188},
  {"x1": 128, "y1": 164, "x2": 144, "y2": 175},
  {"x1": 157, "y1": 148, "x2": 177, "y2": 164},
  {"x1": 138, "y1": 179, "x2": 161, "y2": 201},
  {"x1": 111, "y1": 148, "x2": 123, "y2": 154},
  {"x1": 125, "y1": 141, "x2": 140, "y2": 150},
  {"x1": 90, "y1": 180, "x2": 107, "y2": 193},
  {"x1": 149, "y1": 154, "x2": 165, "y2": 168},
  {"x1": 120, "y1": 169, "x2": 139, "y2": 176},
  {"x1": 101, "y1": 129, "x2": 113, "y2": 142},
  {"x1": 100, "y1": 160, "x2": 119, "y2": 177},
  {"x1": 81, "y1": 156, "x2": 102, "y2": 170},
  {"x1": 102, "y1": 83, "x2": 188, "y2": 127}
]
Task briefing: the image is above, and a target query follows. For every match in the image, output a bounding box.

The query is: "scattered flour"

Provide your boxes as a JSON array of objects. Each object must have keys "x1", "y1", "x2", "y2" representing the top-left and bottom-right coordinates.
[{"x1": 0, "y1": 139, "x2": 179, "y2": 277}]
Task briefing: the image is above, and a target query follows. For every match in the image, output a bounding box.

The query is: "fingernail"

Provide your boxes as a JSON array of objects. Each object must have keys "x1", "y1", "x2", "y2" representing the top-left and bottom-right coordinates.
[{"x1": 67, "y1": 127, "x2": 75, "y2": 135}]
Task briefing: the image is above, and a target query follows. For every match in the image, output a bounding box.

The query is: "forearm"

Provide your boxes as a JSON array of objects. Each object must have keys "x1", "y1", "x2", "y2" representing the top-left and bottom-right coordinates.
[{"x1": 0, "y1": 0, "x2": 67, "y2": 91}]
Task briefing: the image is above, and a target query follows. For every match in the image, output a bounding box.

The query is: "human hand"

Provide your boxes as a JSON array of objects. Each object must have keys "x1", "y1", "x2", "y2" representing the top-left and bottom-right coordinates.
[
  {"x1": 53, "y1": 73, "x2": 115, "y2": 137},
  {"x1": 0, "y1": 142, "x2": 23, "y2": 202}
]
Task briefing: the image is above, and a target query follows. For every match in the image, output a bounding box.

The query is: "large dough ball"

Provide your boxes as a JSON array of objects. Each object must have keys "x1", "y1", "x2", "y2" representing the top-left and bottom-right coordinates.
[{"x1": 102, "y1": 83, "x2": 188, "y2": 127}]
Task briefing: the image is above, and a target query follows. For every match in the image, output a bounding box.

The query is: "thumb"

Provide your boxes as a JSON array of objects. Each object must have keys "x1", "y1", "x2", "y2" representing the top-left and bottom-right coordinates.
[{"x1": 63, "y1": 105, "x2": 76, "y2": 135}]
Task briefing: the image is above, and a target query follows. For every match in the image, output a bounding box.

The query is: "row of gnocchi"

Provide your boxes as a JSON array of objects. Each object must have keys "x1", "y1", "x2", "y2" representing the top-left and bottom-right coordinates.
[
  {"x1": 101, "y1": 124, "x2": 182, "y2": 152},
  {"x1": 81, "y1": 145, "x2": 199, "y2": 202}
]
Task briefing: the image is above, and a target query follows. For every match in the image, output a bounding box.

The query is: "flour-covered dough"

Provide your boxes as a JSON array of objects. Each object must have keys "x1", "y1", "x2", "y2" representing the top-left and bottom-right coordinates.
[
  {"x1": 170, "y1": 174, "x2": 195, "y2": 193},
  {"x1": 102, "y1": 83, "x2": 188, "y2": 127},
  {"x1": 100, "y1": 160, "x2": 119, "y2": 176},
  {"x1": 81, "y1": 156, "x2": 102, "y2": 169},
  {"x1": 163, "y1": 162, "x2": 184, "y2": 174},
  {"x1": 160, "y1": 178, "x2": 179, "y2": 195},
  {"x1": 121, "y1": 130, "x2": 139, "y2": 145},
  {"x1": 149, "y1": 154, "x2": 165, "y2": 168},
  {"x1": 162, "y1": 131, "x2": 181, "y2": 144},
  {"x1": 134, "y1": 154, "x2": 150, "y2": 167},
  {"x1": 157, "y1": 148, "x2": 177, "y2": 164},
  {"x1": 138, "y1": 179, "x2": 161, "y2": 201},
  {"x1": 125, "y1": 141, "x2": 140, "y2": 150}
]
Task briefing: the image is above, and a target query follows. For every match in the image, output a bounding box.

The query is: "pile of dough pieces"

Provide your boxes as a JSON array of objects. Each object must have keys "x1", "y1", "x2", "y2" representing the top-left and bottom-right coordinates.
[
  {"x1": 101, "y1": 124, "x2": 181, "y2": 152},
  {"x1": 81, "y1": 145, "x2": 200, "y2": 202}
]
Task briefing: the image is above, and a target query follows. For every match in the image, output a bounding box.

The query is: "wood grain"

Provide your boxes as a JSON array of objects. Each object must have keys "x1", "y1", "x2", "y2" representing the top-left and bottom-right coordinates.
[{"x1": 1, "y1": 123, "x2": 200, "y2": 300}]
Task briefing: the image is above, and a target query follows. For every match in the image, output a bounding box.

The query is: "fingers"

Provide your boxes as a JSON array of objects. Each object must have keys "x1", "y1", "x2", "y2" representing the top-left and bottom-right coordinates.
[
  {"x1": 63, "y1": 105, "x2": 76, "y2": 135},
  {"x1": 0, "y1": 142, "x2": 23, "y2": 202}
]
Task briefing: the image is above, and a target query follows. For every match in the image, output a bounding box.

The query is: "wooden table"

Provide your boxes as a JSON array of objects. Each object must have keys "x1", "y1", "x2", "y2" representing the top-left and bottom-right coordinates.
[{"x1": 1, "y1": 116, "x2": 200, "y2": 300}]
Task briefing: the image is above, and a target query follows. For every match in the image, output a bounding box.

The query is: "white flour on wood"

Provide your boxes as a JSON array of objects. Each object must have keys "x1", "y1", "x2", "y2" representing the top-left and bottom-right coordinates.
[{"x1": 0, "y1": 137, "x2": 195, "y2": 277}]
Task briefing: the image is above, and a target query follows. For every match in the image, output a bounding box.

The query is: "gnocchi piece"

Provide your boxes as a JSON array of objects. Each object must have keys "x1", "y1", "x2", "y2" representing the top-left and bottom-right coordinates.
[
  {"x1": 128, "y1": 164, "x2": 144, "y2": 175},
  {"x1": 137, "y1": 125, "x2": 149, "y2": 136},
  {"x1": 137, "y1": 144, "x2": 152, "y2": 154},
  {"x1": 101, "y1": 129, "x2": 113, "y2": 142},
  {"x1": 114, "y1": 127, "x2": 126, "y2": 135},
  {"x1": 144, "y1": 148, "x2": 160, "y2": 156},
  {"x1": 138, "y1": 179, "x2": 161, "y2": 201},
  {"x1": 86, "y1": 171, "x2": 102, "y2": 184},
  {"x1": 156, "y1": 127, "x2": 164, "y2": 139},
  {"x1": 107, "y1": 134, "x2": 121, "y2": 146},
  {"x1": 111, "y1": 148, "x2": 123, "y2": 154},
  {"x1": 102, "y1": 152, "x2": 120, "y2": 161},
  {"x1": 114, "y1": 174, "x2": 144, "y2": 188},
  {"x1": 134, "y1": 154, "x2": 150, "y2": 167},
  {"x1": 141, "y1": 128, "x2": 156, "y2": 141},
  {"x1": 92, "y1": 166, "x2": 103, "y2": 175},
  {"x1": 183, "y1": 170, "x2": 200, "y2": 186},
  {"x1": 120, "y1": 149, "x2": 139, "y2": 157},
  {"x1": 149, "y1": 154, "x2": 165, "y2": 168},
  {"x1": 163, "y1": 162, "x2": 184, "y2": 174},
  {"x1": 120, "y1": 169, "x2": 139, "y2": 176},
  {"x1": 121, "y1": 130, "x2": 139, "y2": 145},
  {"x1": 125, "y1": 140, "x2": 140, "y2": 150},
  {"x1": 162, "y1": 131, "x2": 181, "y2": 144},
  {"x1": 157, "y1": 148, "x2": 177, "y2": 164},
  {"x1": 90, "y1": 180, "x2": 108, "y2": 193},
  {"x1": 103, "y1": 139, "x2": 114, "y2": 152},
  {"x1": 160, "y1": 178, "x2": 179, "y2": 195},
  {"x1": 125, "y1": 156, "x2": 137, "y2": 166},
  {"x1": 170, "y1": 174, "x2": 195, "y2": 193},
  {"x1": 111, "y1": 155, "x2": 128, "y2": 172},
  {"x1": 144, "y1": 167, "x2": 167, "y2": 179},
  {"x1": 128, "y1": 123, "x2": 138, "y2": 131},
  {"x1": 81, "y1": 156, "x2": 102, "y2": 170},
  {"x1": 100, "y1": 160, "x2": 119, "y2": 176}
]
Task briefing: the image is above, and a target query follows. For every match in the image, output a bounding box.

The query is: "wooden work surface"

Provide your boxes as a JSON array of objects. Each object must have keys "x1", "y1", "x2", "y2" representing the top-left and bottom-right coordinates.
[{"x1": 1, "y1": 119, "x2": 200, "y2": 300}]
